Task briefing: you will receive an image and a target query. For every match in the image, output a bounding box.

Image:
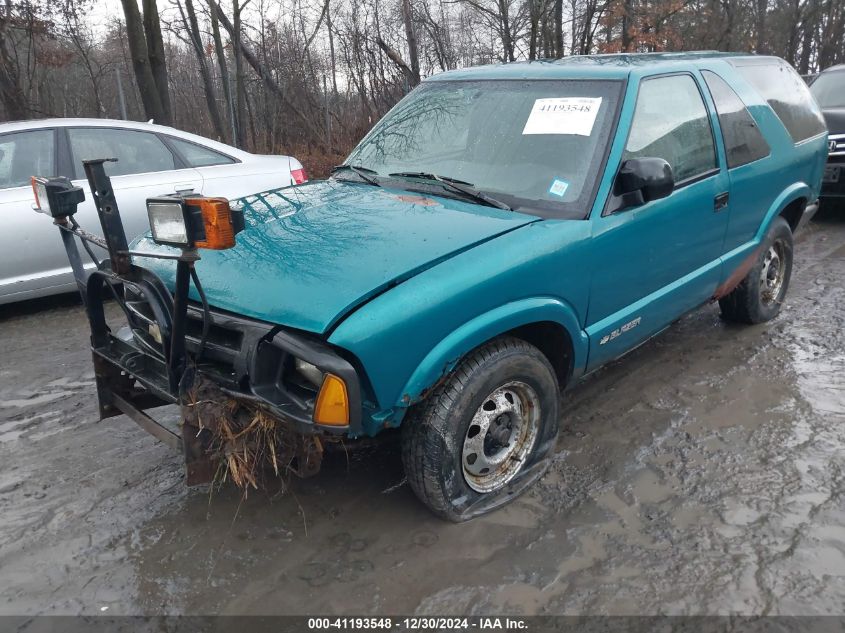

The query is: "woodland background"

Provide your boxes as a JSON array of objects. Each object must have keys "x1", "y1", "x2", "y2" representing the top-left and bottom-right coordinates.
[{"x1": 1, "y1": 0, "x2": 844, "y2": 174}]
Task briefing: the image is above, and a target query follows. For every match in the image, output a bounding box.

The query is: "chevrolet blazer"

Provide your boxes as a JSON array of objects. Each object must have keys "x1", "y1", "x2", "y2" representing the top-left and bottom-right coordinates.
[{"x1": 35, "y1": 52, "x2": 828, "y2": 521}]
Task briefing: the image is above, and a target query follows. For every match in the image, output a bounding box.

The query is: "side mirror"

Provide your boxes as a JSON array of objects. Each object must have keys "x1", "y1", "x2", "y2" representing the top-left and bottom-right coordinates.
[{"x1": 608, "y1": 157, "x2": 674, "y2": 213}]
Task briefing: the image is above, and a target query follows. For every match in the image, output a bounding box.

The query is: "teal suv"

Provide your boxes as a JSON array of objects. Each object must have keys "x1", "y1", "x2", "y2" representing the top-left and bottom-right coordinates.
[{"x1": 46, "y1": 52, "x2": 828, "y2": 521}]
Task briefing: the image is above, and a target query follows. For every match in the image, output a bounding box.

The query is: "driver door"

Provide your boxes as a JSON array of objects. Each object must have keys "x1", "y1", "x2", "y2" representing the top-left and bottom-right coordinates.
[{"x1": 585, "y1": 73, "x2": 729, "y2": 370}]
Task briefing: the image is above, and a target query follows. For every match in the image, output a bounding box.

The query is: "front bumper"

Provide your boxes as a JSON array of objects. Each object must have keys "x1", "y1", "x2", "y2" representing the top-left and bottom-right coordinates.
[
  {"x1": 89, "y1": 281, "x2": 366, "y2": 484},
  {"x1": 95, "y1": 295, "x2": 365, "y2": 438},
  {"x1": 183, "y1": 304, "x2": 364, "y2": 435}
]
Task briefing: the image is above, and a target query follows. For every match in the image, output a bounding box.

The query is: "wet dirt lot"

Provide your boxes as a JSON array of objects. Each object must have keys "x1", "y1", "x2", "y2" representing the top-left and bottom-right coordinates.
[{"x1": 1, "y1": 212, "x2": 843, "y2": 617}]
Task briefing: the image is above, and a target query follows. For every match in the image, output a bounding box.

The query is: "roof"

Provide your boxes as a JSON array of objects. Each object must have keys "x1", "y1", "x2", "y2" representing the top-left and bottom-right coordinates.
[
  {"x1": 0, "y1": 117, "x2": 172, "y2": 133},
  {"x1": 0, "y1": 117, "x2": 252, "y2": 159},
  {"x1": 426, "y1": 51, "x2": 760, "y2": 82},
  {"x1": 820, "y1": 64, "x2": 845, "y2": 74}
]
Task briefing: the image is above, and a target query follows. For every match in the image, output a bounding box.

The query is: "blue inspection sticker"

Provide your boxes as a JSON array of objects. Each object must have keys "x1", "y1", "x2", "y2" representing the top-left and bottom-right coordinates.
[{"x1": 548, "y1": 179, "x2": 569, "y2": 197}]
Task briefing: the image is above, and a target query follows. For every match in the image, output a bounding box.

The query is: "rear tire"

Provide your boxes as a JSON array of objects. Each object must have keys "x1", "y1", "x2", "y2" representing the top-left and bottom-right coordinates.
[
  {"x1": 401, "y1": 337, "x2": 560, "y2": 522},
  {"x1": 719, "y1": 216, "x2": 793, "y2": 324}
]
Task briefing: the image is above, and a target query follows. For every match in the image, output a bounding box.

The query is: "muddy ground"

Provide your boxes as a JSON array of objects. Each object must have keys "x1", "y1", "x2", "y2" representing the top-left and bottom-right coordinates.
[{"x1": 1, "y1": 210, "x2": 843, "y2": 617}]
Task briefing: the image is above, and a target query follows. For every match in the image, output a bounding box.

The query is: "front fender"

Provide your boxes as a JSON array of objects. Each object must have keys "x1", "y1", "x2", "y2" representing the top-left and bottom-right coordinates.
[{"x1": 399, "y1": 296, "x2": 587, "y2": 408}]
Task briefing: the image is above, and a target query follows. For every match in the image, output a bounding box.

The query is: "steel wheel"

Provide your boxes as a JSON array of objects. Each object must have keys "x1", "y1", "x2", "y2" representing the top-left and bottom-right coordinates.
[
  {"x1": 461, "y1": 381, "x2": 540, "y2": 493},
  {"x1": 760, "y1": 239, "x2": 787, "y2": 305}
]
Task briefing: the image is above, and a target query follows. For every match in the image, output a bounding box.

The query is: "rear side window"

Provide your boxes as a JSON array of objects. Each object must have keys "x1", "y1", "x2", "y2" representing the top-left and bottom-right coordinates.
[
  {"x1": 736, "y1": 61, "x2": 826, "y2": 143},
  {"x1": 624, "y1": 74, "x2": 717, "y2": 183},
  {"x1": 702, "y1": 71, "x2": 770, "y2": 168},
  {"x1": 0, "y1": 129, "x2": 55, "y2": 189},
  {"x1": 167, "y1": 137, "x2": 235, "y2": 167},
  {"x1": 68, "y1": 128, "x2": 176, "y2": 179}
]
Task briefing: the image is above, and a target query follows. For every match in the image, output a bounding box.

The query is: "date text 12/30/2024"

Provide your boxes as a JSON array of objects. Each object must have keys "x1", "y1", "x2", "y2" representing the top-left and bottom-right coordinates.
[{"x1": 307, "y1": 617, "x2": 529, "y2": 630}]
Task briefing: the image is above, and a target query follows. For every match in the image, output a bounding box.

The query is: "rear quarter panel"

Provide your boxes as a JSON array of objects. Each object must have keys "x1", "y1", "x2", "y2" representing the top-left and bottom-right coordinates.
[
  {"x1": 701, "y1": 60, "x2": 827, "y2": 255},
  {"x1": 198, "y1": 156, "x2": 296, "y2": 199}
]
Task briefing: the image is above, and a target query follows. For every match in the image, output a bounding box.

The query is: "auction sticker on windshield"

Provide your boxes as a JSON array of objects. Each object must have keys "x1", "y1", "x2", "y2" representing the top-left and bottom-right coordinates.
[{"x1": 522, "y1": 97, "x2": 602, "y2": 136}]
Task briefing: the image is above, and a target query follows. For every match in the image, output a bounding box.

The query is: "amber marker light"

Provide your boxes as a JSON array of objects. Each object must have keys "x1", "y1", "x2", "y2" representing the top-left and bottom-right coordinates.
[
  {"x1": 314, "y1": 373, "x2": 350, "y2": 426},
  {"x1": 31, "y1": 177, "x2": 46, "y2": 211},
  {"x1": 185, "y1": 197, "x2": 236, "y2": 250}
]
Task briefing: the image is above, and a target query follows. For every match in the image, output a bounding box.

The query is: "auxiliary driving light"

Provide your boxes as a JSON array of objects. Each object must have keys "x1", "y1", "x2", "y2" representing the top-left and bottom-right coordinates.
[
  {"x1": 146, "y1": 196, "x2": 244, "y2": 250},
  {"x1": 31, "y1": 176, "x2": 85, "y2": 219}
]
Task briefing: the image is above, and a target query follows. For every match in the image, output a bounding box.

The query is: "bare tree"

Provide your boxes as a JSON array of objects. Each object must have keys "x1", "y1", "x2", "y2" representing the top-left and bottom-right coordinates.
[
  {"x1": 177, "y1": 0, "x2": 226, "y2": 139},
  {"x1": 120, "y1": 0, "x2": 172, "y2": 123},
  {"x1": 0, "y1": 1, "x2": 29, "y2": 119}
]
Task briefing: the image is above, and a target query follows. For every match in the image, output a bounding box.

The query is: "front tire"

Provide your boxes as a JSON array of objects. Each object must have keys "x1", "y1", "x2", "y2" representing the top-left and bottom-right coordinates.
[
  {"x1": 401, "y1": 337, "x2": 560, "y2": 522},
  {"x1": 719, "y1": 216, "x2": 793, "y2": 324}
]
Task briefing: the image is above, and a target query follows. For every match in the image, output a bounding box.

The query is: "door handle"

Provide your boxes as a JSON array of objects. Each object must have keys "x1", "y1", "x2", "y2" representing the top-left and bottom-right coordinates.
[
  {"x1": 714, "y1": 192, "x2": 729, "y2": 211},
  {"x1": 174, "y1": 182, "x2": 200, "y2": 194}
]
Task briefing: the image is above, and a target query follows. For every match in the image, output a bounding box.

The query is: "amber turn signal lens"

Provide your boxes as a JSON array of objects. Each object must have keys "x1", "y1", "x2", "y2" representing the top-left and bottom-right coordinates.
[
  {"x1": 186, "y1": 197, "x2": 236, "y2": 250},
  {"x1": 314, "y1": 373, "x2": 349, "y2": 426},
  {"x1": 31, "y1": 177, "x2": 44, "y2": 211}
]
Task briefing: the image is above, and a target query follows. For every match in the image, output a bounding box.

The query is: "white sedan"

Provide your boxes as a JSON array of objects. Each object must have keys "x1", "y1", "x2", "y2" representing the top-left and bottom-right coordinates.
[{"x1": 0, "y1": 118, "x2": 307, "y2": 304}]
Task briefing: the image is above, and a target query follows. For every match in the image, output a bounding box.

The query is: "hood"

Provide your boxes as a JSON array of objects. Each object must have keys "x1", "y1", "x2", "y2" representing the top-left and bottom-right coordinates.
[
  {"x1": 823, "y1": 107, "x2": 845, "y2": 135},
  {"x1": 132, "y1": 180, "x2": 538, "y2": 334}
]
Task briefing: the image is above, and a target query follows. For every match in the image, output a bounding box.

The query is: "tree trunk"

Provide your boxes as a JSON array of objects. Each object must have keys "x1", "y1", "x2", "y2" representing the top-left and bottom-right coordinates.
[
  {"x1": 120, "y1": 0, "x2": 168, "y2": 122},
  {"x1": 499, "y1": 0, "x2": 515, "y2": 61},
  {"x1": 140, "y1": 0, "x2": 172, "y2": 124},
  {"x1": 232, "y1": 0, "x2": 247, "y2": 148},
  {"x1": 755, "y1": 0, "x2": 767, "y2": 53},
  {"x1": 622, "y1": 0, "x2": 634, "y2": 51},
  {"x1": 799, "y1": 0, "x2": 817, "y2": 74},
  {"x1": 554, "y1": 0, "x2": 563, "y2": 57},
  {"x1": 327, "y1": 0, "x2": 338, "y2": 94},
  {"x1": 784, "y1": 0, "x2": 801, "y2": 64},
  {"x1": 182, "y1": 0, "x2": 226, "y2": 139},
  {"x1": 402, "y1": 0, "x2": 421, "y2": 85},
  {"x1": 376, "y1": 36, "x2": 417, "y2": 87},
  {"x1": 528, "y1": 0, "x2": 539, "y2": 60},
  {"x1": 208, "y1": 0, "x2": 233, "y2": 142},
  {"x1": 0, "y1": 9, "x2": 28, "y2": 119}
]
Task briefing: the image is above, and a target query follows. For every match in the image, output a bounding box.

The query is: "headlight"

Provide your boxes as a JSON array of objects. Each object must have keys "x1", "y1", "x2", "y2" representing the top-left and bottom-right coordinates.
[
  {"x1": 290, "y1": 358, "x2": 349, "y2": 427},
  {"x1": 146, "y1": 196, "x2": 244, "y2": 250},
  {"x1": 147, "y1": 200, "x2": 190, "y2": 246},
  {"x1": 294, "y1": 358, "x2": 324, "y2": 389}
]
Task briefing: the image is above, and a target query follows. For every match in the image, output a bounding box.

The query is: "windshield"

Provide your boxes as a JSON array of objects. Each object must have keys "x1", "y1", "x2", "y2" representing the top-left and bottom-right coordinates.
[
  {"x1": 343, "y1": 79, "x2": 623, "y2": 218},
  {"x1": 810, "y1": 71, "x2": 845, "y2": 108}
]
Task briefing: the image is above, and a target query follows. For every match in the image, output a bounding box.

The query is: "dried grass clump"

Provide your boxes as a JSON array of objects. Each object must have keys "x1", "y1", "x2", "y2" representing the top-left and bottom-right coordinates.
[
  {"x1": 213, "y1": 407, "x2": 296, "y2": 490},
  {"x1": 181, "y1": 378, "x2": 305, "y2": 495}
]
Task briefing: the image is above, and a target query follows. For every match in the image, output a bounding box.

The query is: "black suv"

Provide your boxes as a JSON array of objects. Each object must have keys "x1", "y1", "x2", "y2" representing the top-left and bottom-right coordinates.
[{"x1": 811, "y1": 64, "x2": 845, "y2": 202}]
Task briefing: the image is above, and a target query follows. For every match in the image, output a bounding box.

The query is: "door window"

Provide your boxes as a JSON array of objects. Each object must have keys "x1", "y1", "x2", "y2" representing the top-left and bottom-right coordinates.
[
  {"x1": 624, "y1": 75, "x2": 717, "y2": 183},
  {"x1": 68, "y1": 128, "x2": 177, "y2": 179},
  {"x1": 702, "y1": 71, "x2": 770, "y2": 169},
  {"x1": 0, "y1": 129, "x2": 55, "y2": 189},
  {"x1": 167, "y1": 137, "x2": 235, "y2": 167}
]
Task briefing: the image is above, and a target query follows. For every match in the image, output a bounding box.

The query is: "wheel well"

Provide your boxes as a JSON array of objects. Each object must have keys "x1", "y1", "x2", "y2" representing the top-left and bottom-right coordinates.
[
  {"x1": 779, "y1": 198, "x2": 806, "y2": 233},
  {"x1": 505, "y1": 321, "x2": 574, "y2": 389}
]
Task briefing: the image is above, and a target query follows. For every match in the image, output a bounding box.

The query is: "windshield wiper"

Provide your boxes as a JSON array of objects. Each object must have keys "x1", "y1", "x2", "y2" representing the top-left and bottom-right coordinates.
[
  {"x1": 331, "y1": 164, "x2": 381, "y2": 186},
  {"x1": 388, "y1": 171, "x2": 512, "y2": 211}
]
